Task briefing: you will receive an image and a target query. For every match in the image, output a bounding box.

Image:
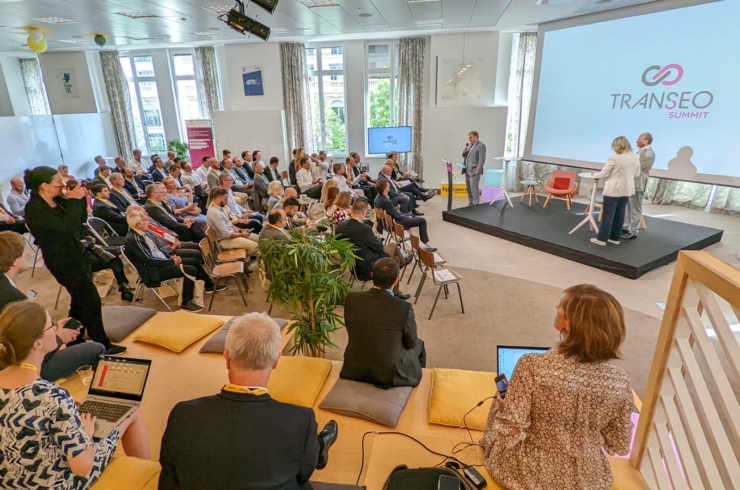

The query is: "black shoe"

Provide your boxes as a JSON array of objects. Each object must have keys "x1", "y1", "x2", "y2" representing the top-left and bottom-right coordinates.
[
  {"x1": 623, "y1": 232, "x2": 638, "y2": 240},
  {"x1": 412, "y1": 210, "x2": 425, "y2": 216},
  {"x1": 205, "y1": 284, "x2": 228, "y2": 294},
  {"x1": 424, "y1": 247, "x2": 438, "y2": 253},
  {"x1": 181, "y1": 301, "x2": 204, "y2": 313},
  {"x1": 419, "y1": 188, "x2": 429, "y2": 193},
  {"x1": 120, "y1": 291, "x2": 134, "y2": 302},
  {"x1": 105, "y1": 344, "x2": 127, "y2": 356},
  {"x1": 316, "y1": 420, "x2": 338, "y2": 470},
  {"x1": 394, "y1": 292, "x2": 411, "y2": 300},
  {"x1": 423, "y1": 192, "x2": 435, "y2": 199},
  {"x1": 403, "y1": 254, "x2": 414, "y2": 266},
  {"x1": 119, "y1": 283, "x2": 136, "y2": 293}
]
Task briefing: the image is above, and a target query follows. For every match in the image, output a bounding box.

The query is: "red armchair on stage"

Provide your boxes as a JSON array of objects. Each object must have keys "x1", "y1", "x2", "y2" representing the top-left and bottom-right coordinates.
[{"x1": 543, "y1": 170, "x2": 578, "y2": 210}]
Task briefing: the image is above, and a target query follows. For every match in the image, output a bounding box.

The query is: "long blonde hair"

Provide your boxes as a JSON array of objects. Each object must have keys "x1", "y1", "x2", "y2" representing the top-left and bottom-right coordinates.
[
  {"x1": 268, "y1": 180, "x2": 283, "y2": 197},
  {"x1": 293, "y1": 147, "x2": 306, "y2": 172},
  {"x1": 321, "y1": 179, "x2": 338, "y2": 203},
  {"x1": 335, "y1": 191, "x2": 352, "y2": 210}
]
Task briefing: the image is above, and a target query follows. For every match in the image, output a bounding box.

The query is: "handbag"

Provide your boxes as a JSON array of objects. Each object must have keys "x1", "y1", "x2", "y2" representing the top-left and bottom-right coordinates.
[{"x1": 382, "y1": 465, "x2": 474, "y2": 490}]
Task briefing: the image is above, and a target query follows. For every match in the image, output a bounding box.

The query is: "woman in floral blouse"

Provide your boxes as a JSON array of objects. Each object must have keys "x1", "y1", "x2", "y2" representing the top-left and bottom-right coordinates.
[
  {"x1": 481, "y1": 284, "x2": 634, "y2": 490},
  {"x1": 330, "y1": 192, "x2": 352, "y2": 225}
]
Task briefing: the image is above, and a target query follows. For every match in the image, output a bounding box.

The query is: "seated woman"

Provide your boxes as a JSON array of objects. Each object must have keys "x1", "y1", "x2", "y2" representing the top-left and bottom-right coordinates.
[
  {"x1": 310, "y1": 186, "x2": 339, "y2": 222},
  {"x1": 330, "y1": 191, "x2": 352, "y2": 225},
  {"x1": 163, "y1": 176, "x2": 207, "y2": 231},
  {"x1": 0, "y1": 300, "x2": 150, "y2": 489},
  {"x1": 480, "y1": 284, "x2": 634, "y2": 490},
  {"x1": 266, "y1": 180, "x2": 284, "y2": 212}
]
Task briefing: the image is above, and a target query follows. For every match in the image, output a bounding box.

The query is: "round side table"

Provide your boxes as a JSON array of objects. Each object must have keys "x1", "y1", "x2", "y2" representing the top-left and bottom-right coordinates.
[{"x1": 520, "y1": 179, "x2": 540, "y2": 206}]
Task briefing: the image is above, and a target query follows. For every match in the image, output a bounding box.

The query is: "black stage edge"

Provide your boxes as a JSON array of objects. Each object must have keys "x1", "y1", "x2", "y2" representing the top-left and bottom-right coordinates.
[{"x1": 443, "y1": 197, "x2": 723, "y2": 279}]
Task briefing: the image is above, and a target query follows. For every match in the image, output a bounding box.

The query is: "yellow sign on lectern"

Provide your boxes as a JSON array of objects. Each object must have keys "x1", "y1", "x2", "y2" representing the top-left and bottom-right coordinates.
[{"x1": 440, "y1": 183, "x2": 468, "y2": 197}]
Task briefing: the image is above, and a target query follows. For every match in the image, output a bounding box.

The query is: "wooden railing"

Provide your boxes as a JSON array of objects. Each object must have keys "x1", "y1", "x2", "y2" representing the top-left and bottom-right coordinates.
[{"x1": 631, "y1": 251, "x2": 740, "y2": 489}]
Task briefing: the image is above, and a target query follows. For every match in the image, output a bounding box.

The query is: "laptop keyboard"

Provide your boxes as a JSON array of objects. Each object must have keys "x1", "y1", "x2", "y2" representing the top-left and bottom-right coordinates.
[{"x1": 79, "y1": 401, "x2": 132, "y2": 422}]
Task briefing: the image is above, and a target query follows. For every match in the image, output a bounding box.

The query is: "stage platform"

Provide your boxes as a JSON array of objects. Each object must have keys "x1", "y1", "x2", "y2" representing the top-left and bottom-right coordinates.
[{"x1": 442, "y1": 197, "x2": 723, "y2": 279}]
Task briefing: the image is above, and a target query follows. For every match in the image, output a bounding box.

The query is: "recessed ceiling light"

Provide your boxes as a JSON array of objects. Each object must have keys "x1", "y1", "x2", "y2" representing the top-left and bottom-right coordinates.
[
  {"x1": 193, "y1": 31, "x2": 220, "y2": 36},
  {"x1": 117, "y1": 11, "x2": 158, "y2": 19},
  {"x1": 415, "y1": 19, "x2": 443, "y2": 26},
  {"x1": 271, "y1": 28, "x2": 288, "y2": 33},
  {"x1": 300, "y1": 0, "x2": 339, "y2": 8},
  {"x1": 408, "y1": 0, "x2": 440, "y2": 3},
  {"x1": 359, "y1": 13, "x2": 372, "y2": 18},
  {"x1": 122, "y1": 36, "x2": 164, "y2": 41},
  {"x1": 203, "y1": 5, "x2": 235, "y2": 14},
  {"x1": 56, "y1": 39, "x2": 93, "y2": 44},
  {"x1": 32, "y1": 17, "x2": 78, "y2": 25}
]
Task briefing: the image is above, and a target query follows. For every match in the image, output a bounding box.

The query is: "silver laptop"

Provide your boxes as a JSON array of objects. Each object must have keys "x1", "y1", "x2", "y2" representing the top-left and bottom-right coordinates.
[
  {"x1": 79, "y1": 356, "x2": 152, "y2": 440},
  {"x1": 497, "y1": 345, "x2": 550, "y2": 381}
]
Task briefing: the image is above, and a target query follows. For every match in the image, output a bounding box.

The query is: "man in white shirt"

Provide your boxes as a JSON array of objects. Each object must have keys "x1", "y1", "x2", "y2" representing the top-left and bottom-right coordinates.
[
  {"x1": 6, "y1": 178, "x2": 29, "y2": 217},
  {"x1": 331, "y1": 163, "x2": 357, "y2": 198},
  {"x1": 218, "y1": 173, "x2": 263, "y2": 232},
  {"x1": 165, "y1": 151, "x2": 177, "y2": 172},
  {"x1": 181, "y1": 161, "x2": 206, "y2": 189},
  {"x1": 128, "y1": 149, "x2": 146, "y2": 176},
  {"x1": 296, "y1": 158, "x2": 323, "y2": 199},
  {"x1": 312, "y1": 151, "x2": 330, "y2": 182},
  {"x1": 206, "y1": 187, "x2": 258, "y2": 254}
]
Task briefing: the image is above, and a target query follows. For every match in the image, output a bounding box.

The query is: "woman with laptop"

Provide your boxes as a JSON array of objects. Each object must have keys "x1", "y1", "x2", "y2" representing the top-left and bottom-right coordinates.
[
  {"x1": 0, "y1": 301, "x2": 150, "y2": 489},
  {"x1": 480, "y1": 285, "x2": 634, "y2": 490}
]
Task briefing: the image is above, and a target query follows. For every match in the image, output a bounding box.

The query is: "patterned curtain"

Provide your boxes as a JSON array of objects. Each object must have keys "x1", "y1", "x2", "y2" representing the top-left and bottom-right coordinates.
[
  {"x1": 19, "y1": 58, "x2": 51, "y2": 116},
  {"x1": 280, "y1": 43, "x2": 314, "y2": 154},
  {"x1": 194, "y1": 46, "x2": 223, "y2": 120},
  {"x1": 397, "y1": 37, "x2": 426, "y2": 176},
  {"x1": 99, "y1": 50, "x2": 135, "y2": 159},
  {"x1": 645, "y1": 178, "x2": 711, "y2": 210},
  {"x1": 710, "y1": 186, "x2": 740, "y2": 215}
]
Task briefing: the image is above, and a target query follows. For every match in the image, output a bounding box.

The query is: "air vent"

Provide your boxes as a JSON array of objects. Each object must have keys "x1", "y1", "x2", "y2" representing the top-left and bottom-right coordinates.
[
  {"x1": 415, "y1": 19, "x2": 443, "y2": 26},
  {"x1": 300, "y1": 0, "x2": 339, "y2": 8},
  {"x1": 116, "y1": 11, "x2": 158, "y2": 19},
  {"x1": 193, "y1": 32, "x2": 221, "y2": 37},
  {"x1": 32, "y1": 17, "x2": 78, "y2": 24}
]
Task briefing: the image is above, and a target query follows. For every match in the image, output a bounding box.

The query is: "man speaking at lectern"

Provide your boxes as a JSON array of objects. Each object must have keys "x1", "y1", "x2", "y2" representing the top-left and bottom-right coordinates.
[{"x1": 462, "y1": 131, "x2": 487, "y2": 206}]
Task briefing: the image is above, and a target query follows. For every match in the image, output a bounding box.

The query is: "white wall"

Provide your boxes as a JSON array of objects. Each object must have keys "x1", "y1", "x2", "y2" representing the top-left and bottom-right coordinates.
[
  {"x1": 223, "y1": 43, "x2": 284, "y2": 112},
  {"x1": 38, "y1": 51, "x2": 98, "y2": 114}
]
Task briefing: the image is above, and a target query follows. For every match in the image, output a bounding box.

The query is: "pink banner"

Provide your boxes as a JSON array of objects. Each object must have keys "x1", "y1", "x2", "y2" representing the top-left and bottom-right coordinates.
[{"x1": 185, "y1": 120, "x2": 215, "y2": 169}]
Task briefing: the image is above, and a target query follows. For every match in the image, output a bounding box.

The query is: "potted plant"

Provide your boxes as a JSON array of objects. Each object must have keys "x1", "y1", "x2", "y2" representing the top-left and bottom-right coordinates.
[
  {"x1": 259, "y1": 227, "x2": 357, "y2": 357},
  {"x1": 167, "y1": 139, "x2": 189, "y2": 162}
]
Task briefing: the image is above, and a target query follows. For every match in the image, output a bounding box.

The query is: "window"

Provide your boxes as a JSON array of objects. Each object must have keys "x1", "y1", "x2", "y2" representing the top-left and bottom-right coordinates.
[
  {"x1": 366, "y1": 42, "x2": 400, "y2": 137},
  {"x1": 120, "y1": 54, "x2": 166, "y2": 156},
  {"x1": 306, "y1": 45, "x2": 347, "y2": 153},
  {"x1": 171, "y1": 53, "x2": 201, "y2": 143}
]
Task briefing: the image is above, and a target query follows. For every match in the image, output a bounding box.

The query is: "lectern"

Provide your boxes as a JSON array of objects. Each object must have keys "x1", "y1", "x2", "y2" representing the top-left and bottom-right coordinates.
[{"x1": 443, "y1": 160, "x2": 453, "y2": 211}]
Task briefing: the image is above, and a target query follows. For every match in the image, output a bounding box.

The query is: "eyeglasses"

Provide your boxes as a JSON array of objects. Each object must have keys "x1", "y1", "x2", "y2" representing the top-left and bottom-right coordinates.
[{"x1": 45, "y1": 322, "x2": 59, "y2": 332}]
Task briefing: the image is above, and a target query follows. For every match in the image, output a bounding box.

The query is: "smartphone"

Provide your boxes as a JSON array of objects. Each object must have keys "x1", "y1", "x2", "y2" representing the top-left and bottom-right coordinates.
[
  {"x1": 28, "y1": 290, "x2": 37, "y2": 299},
  {"x1": 64, "y1": 318, "x2": 82, "y2": 330},
  {"x1": 438, "y1": 475, "x2": 461, "y2": 490},
  {"x1": 495, "y1": 373, "x2": 509, "y2": 399}
]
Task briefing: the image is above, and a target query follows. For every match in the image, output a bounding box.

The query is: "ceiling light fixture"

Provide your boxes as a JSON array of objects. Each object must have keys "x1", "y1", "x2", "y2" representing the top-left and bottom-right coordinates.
[
  {"x1": 116, "y1": 11, "x2": 158, "y2": 19},
  {"x1": 194, "y1": 31, "x2": 221, "y2": 36},
  {"x1": 203, "y1": 5, "x2": 235, "y2": 14},
  {"x1": 300, "y1": 0, "x2": 339, "y2": 8},
  {"x1": 32, "y1": 17, "x2": 78, "y2": 25},
  {"x1": 56, "y1": 38, "x2": 93, "y2": 44},
  {"x1": 415, "y1": 19, "x2": 443, "y2": 26},
  {"x1": 359, "y1": 13, "x2": 373, "y2": 18},
  {"x1": 220, "y1": 1, "x2": 272, "y2": 41},
  {"x1": 408, "y1": 0, "x2": 440, "y2": 3}
]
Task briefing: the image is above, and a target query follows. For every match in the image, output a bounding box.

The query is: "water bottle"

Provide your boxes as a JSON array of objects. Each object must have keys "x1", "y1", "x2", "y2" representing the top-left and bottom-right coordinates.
[{"x1": 528, "y1": 171, "x2": 534, "y2": 182}]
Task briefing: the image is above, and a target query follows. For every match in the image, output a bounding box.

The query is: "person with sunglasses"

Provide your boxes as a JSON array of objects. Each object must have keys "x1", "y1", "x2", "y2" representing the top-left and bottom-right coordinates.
[{"x1": 23, "y1": 166, "x2": 128, "y2": 356}]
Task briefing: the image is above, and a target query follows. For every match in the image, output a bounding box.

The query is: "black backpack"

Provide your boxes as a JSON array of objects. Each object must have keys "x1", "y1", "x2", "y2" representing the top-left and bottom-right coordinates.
[{"x1": 382, "y1": 465, "x2": 475, "y2": 490}]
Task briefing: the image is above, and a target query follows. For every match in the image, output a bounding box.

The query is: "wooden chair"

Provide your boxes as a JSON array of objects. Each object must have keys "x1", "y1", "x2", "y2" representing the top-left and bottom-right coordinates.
[
  {"x1": 374, "y1": 207, "x2": 386, "y2": 237},
  {"x1": 415, "y1": 249, "x2": 464, "y2": 320},
  {"x1": 406, "y1": 234, "x2": 447, "y2": 286},
  {"x1": 199, "y1": 239, "x2": 249, "y2": 311},
  {"x1": 206, "y1": 227, "x2": 248, "y2": 264},
  {"x1": 543, "y1": 170, "x2": 578, "y2": 210}
]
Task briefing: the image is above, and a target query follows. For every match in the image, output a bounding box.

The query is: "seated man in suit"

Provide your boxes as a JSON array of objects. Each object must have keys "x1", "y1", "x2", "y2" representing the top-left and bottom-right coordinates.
[
  {"x1": 379, "y1": 164, "x2": 421, "y2": 215},
  {"x1": 258, "y1": 209, "x2": 289, "y2": 243},
  {"x1": 240, "y1": 150, "x2": 256, "y2": 179},
  {"x1": 265, "y1": 157, "x2": 281, "y2": 182},
  {"x1": 108, "y1": 172, "x2": 138, "y2": 212},
  {"x1": 125, "y1": 211, "x2": 220, "y2": 312},
  {"x1": 93, "y1": 165, "x2": 113, "y2": 188},
  {"x1": 231, "y1": 156, "x2": 251, "y2": 184},
  {"x1": 123, "y1": 166, "x2": 148, "y2": 202},
  {"x1": 223, "y1": 158, "x2": 250, "y2": 193},
  {"x1": 219, "y1": 173, "x2": 263, "y2": 232},
  {"x1": 206, "y1": 187, "x2": 259, "y2": 255},
  {"x1": 374, "y1": 179, "x2": 436, "y2": 252},
  {"x1": 336, "y1": 200, "x2": 411, "y2": 299},
  {"x1": 111, "y1": 156, "x2": 128, "y2": 174},
  {"x1": 159, "y1": 312, "x2": 338, "y2": 490},
  {"x1": 252, "y1": 161, "x2": 270, "y2": 213},
  {"x1": 92, "y1": 184, "x2": 129, "y2": 236},
  {"x1": 144, "y1": 183, "x2": 205, "y2": 243},
  {"x1": 125, "y1": 205, "x2": 202, "y2": 261},
  {"x1": 151, "y1": 156, "x2": 169, "y2": 183},
  {"x1": 0, "y1": 201, "x2": 26, "y2": 234},
  {"x1": 341, "y1": 258, "x2": 426, "y2": 388}
]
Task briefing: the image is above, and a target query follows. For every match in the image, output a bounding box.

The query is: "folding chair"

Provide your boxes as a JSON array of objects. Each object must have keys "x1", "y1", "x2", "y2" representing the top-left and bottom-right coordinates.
[
  {"x1": 200, "y1": 239, "x2": 249, "y2": 311},
  {"x1": 406, "y1": 234, "x2": 447, "y2": 286},
  {"x1": 25, "y1": 223, "x2": 44, "y2": 277},
  {"x1": 348, "y1": 268, "x2": 372, "y2": 291},
  {"x1": 206, "y1": 227, "x2": 248, "y2": 264},
  {"x1": 414, "y1": 248, "x2": 464, "y2": 320},
  {"x1": 87, "y1": 217, "x2": 126, "y2": 247},
  {"x1": 123, "y1": 245, "x2": 176, "y2": 311}
]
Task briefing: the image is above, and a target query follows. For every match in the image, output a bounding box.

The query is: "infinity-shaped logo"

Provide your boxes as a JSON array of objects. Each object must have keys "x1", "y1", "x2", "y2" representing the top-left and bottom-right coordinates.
[{"x1": 642, "y1": 64, "x2": 684, "y2": 86}]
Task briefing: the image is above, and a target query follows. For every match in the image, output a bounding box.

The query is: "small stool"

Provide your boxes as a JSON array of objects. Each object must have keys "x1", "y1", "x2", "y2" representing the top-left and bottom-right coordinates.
[{"x1": 519, "y1": 179, "x2": 539, "y2": 206}]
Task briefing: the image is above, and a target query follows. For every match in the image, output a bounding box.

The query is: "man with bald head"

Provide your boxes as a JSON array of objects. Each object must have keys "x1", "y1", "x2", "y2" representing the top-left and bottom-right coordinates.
[
  {"x1": 6, "y1": 177, "x2": 29, "y2": 217},
  {"x1": 380, "y1": 164, "x2": 419, "y2": 215},
  {"x1": 622, "y1": 132, "x2": 655, "y2": 240}
]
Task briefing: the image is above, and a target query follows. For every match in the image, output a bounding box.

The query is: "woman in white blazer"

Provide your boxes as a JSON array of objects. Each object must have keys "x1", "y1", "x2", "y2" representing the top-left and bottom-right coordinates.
[{"x1": 591, "y1": 136, "x2": 640, "y2": 246}]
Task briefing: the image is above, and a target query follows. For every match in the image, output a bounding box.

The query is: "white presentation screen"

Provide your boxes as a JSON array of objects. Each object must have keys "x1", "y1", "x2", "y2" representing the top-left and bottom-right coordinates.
[{"x1": 526, "y1": 0, "x2": 740, "y2": 187}]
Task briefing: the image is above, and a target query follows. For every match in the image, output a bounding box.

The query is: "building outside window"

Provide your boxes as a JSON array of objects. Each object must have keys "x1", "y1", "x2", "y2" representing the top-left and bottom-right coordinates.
[
  {"x1": 120, "y1": 54, "x2": 166, "y2": 155},
  {"x1": 306, "y1": 45, "x2": 347, "y2": 154},
  {"x1": 171, "y1": 53, "x2": 201, "y2": 144},
  {"x1": 366, "y1": 42, "x2": 400, "y2": 136}
]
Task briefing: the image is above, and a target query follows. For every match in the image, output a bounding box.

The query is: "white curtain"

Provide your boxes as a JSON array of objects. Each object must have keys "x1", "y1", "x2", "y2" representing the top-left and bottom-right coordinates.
[
  {"x1": 397, "y1": 37, "x2": 426, "y2": 176},
  {"x1": 194, "y1": 47, "x2": 223, "y2": 120},
  {"x1": 280, "y1": 43, "x2": 314, "y2": 155},
  {"x1": 19, "y1": 58, "x2": 51, "y2": 116},
  {"x1": 99, "y1": 50, "x2": 135, "y2": 159}
]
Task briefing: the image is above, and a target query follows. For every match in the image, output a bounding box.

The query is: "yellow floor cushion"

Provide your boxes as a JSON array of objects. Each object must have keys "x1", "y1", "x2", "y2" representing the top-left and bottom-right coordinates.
[
  {"x1": 92, "y1": 456, "x2": 161, "y2": 490},
  {"x1": 428, "y1": 368, "x2": 498, "y2": 430},
  {"x1": 267, "y1": 356, "x2": 332, "y2": 408},
  {"x1": 133, "y1": 310, "x2": 224, "y2": 352}
]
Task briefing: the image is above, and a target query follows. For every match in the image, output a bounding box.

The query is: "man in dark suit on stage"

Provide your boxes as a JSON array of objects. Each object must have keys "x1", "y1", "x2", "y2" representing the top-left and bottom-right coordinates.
[
  {"x1": 341, "y1": 259, "x2": 426, "y2": 388},
  {"x1": 92, "y1": 184, "x2": 129, "y2": 236},
  {"x1": 144, "y1": 183, "x2": 205, "y2": 243},
  {"x1": 158, "y1": 312, "x2": 338, "y2": 490}
]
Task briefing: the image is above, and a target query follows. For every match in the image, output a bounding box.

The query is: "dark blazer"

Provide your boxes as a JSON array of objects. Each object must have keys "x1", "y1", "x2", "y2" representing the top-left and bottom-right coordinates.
[
  {"x1": 0, "y1": 273, "x2": 27, "y2": 311},
  {"x1": 92, "y1": 176, "x2": 110, "y2": 188},
  {"x1": 92, "y1": 200, "x2": 128, "y2": 236},
  {"x1": 253, "y1": 174, "x2": 270, "y2": 213},
  {"x1": 144, "y1": 200, "x2": 193, "y2": 241},
  {"x1": 336, "y1": 218, "x2": 388, "y2": 282},
  {"x1": 233, "y1": 166, "x2": 249, "y2": 183},
  {"x1": 264, "y1": 166, "x2": 280, "y2": 182},
  {"x1": 341, "y1": 288, "x2": 423, "y2": 388},
  {"x1": 243, "y1": 162, "x2": 256, "y2": 180},
  {"x1": 124, "y1": 176, "x2": 147, "y2": 197},
  {"x1": 152, "y1": 168, "x2": 168, "y2": 183},
  {"x1": 374, "y1": 193, "x2": 407, "y2": 223},
  {"x1": 159, "y1": 389, "x2": 318, "y2": 490},
  {"x1": 108, "y1": 188, "x2": 133, "y2": 213},
  {"x1": 123, "y1": 230, "x2": 175, "y2": 285}
]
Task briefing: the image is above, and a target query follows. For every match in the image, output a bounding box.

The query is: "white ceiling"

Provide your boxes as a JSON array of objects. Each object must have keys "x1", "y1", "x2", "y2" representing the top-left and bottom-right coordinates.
[{"x1": 0, "y1": 0, "x2": 661, "y2": 52}]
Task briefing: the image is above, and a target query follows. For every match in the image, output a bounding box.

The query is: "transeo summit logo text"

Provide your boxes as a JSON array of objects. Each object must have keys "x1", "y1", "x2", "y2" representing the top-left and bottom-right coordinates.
[
  {"x1": 610, "y1": 64, "x2": 713, "y2": 119},
  {"x1": 383, "y1": 135, "x2": 397, "y2": 145}
]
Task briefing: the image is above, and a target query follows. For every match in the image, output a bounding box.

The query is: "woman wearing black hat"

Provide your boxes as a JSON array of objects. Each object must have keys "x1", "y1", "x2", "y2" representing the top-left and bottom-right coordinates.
[{"x1": 23, "y1": 166, "x2": 128, "y2": 355}]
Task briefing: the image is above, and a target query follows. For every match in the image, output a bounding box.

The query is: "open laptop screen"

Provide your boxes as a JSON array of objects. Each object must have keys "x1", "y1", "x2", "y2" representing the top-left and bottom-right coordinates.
[
  {"x1": 88, "y1": 356, "x2": 152, "y2": 402},
  {"x1": 497, "y1": 345, "x2": 550, "y2": 381}
]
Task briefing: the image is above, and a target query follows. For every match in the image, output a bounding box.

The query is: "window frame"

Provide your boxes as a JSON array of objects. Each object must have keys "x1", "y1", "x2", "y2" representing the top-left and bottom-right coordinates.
[
  {"x1": 169, "y1": 50, "x2": 201, "y2": 144},
  {"x1": 306, "y1": 43, "x2": 348, "y2": 155},
  {"x1": 365, "y1": 41, "x2": 400, "y2": 156},
  {"x1": 119, "y1": 52, "x2": 167, "y2": 156}
]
